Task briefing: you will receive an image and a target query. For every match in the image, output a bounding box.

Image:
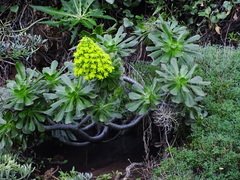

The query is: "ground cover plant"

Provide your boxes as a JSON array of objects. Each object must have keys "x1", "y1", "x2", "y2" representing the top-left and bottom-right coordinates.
[
  {"x1": 153, "y1": 46, "x2": 240, "y2": 180},
  {"x1": 0, "y1": 0, "x2": 240, "y2": 179}
]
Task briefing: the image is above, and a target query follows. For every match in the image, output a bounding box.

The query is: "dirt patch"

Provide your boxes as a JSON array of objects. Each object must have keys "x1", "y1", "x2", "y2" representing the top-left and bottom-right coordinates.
[{"x1": 32, "y1": 134, "x2": 146, "y2": 179}]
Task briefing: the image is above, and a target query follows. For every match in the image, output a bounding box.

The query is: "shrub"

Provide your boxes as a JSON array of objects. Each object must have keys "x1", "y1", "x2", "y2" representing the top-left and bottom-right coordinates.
[{"x1": 153, "y1": 46, "x2": 240, "y2": 179}]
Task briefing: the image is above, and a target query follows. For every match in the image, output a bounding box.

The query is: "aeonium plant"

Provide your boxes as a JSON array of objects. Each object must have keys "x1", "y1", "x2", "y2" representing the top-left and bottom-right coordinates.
[
  {"x1": 156, "y1": 58, "x2": 210, "y2": 108},
  {"x1": 146, "y1": 16, "x2": 200, "y2": 65},
  {"x1": 41, "y1": 36, "x2": 152, "y2": 146}
]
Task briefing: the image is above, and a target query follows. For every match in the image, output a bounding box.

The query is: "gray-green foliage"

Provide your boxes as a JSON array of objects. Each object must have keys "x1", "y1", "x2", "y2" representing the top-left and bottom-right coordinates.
[
  {"x1": 0, "y1": 21, "x2": 46, "y2": 61},
  {"x1": 0, "y1": 150, "x2": 34, "y2": 180}
]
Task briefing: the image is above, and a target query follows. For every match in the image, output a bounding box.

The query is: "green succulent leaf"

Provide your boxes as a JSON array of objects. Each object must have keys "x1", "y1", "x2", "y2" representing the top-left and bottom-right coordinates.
[
  {"x1": 189, "y1": 76, "x2": 211, "y2": 85},
  {"x1": 126, "y1": 100, "x2": 143, "y2": 112},
  {"x1": 129, "y1": 92, "x2": 143, "y2": 100},
  {"x1": 15, "y1": 62, "x2": 26, "y2": 80},
  {"x1": 190, "y1": 85, "x2": 206, "y2": 96}
]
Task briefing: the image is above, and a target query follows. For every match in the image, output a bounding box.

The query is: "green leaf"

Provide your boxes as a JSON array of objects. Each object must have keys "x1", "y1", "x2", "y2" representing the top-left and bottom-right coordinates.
[
  {"x1": 123, "y1": 18, "x2": 133, "y2": 27},
  {"x1": 132, "y1": 84, "x2": 145, "y2": 94},
  {"x1": 185, "y1": 64, "x2": 198, "y2": 79},
  {"x1": 65, "y1": 112, "x2": 73, "y2": 124},
  {"x1": 30, "y1": 5, "x2": 77, "y2": 17},
  {"x1": 81, "y1": 98, "x2": 92, "y2": 108},
  {"x1": 204, "y1": 7, "x2": 211, "y2": 15},
  {"x1": 172, "y1": 92, "x2": 182, "y2": 104},
  {"x1": 185, "y1": 35, "x2": 200, "y2": 43},
  {"x1": 80, "y1": 19, "x2": 95, "y2": 29},
  {"x1": 93, "y1": 24, "x2": 104, "y2": 35},
  {"x1": 0, "y1": 6, "x2": 7, "y2": 13},
  {"x1": 15, "y1": 62, "x2": 26, "y2": 80},
  {"x1": 29, "y1": 119, "x2": 35, "y2": 132},
  {"x1": 76, "y1": 98, "x2": 85, "y2": 111},
  {"x1": 182, "y1": 85, "x2": 190, "y2": 92},
  {"x1": 34, "y1": 119, "x2": 45, "y2": 132},
  {"x1": 180, "y1": 65, "x2": 188, "y2": 76},
  {"x1": 129, "y1": 92, "x2": 142, "y2": 100},
  {"x1": 0, "y1": 115, "x2": 5, "y2": 124},
  {"x1": 43, "y1": 93, "x2": 58, "y2": 100},
  {"x1": 70, "y1": 26, "x2": 80, "y2": 44},
  {"x1": 170, "y1": 58, "x2": 179, "y2": 76},
  {"x1": 35, "y1": 113, "x2": 45, "y2": 123},
  {"x1": 189, "y1": 76, "x2": 211, "y2": 85},
  {"x1": 126, "y1": 100, "x2": 143, "y2": 112},
  {"x1": 184, "y1": 93, "x2": 195, "y2": 107},
  {"x1": 161, "y1": 84, "x2": 171, "y2": 92},
  {"x1": 16, "y1": 118, "x2": 24, "y2": 129},
  {"x1": 0, "y1": 138, "x2": 6, "y2": 149},
  {"x1": 81, "y1": 85, "x2": 93, "y2": 94},
  {"x1": 99, "y1": 113, "x2": 107, "y2": 122},
  {"x1": 161, "y1": 23, "x2": 172, "y2": 39},
  {"x1": 170, "y1": 86, "x2": 179, "y2": 96},
  {"x1": 54, "y1": 107, "x2": 65, "y2": 122},
  {"x1": 65, "y1": 97, "x2": 74, "y2": 112},
  {"x1": 139, "y1": 104, "x2": 148, "y2": 114},
  {"x1": 61, "y1": 74, "x2": 74, "y2": 89},
  {"x1": 190, "y1": 85, "x2": 206, "y2": 96},
  {"x1": 10, "y1": 5, "x2": 19, "y2": 13},
  {"x1": 39, "y1": 20, "x2": 62, "y2": 27},
  {"x1": 24, "y1": 96, "x2": 34, "y2": 106}
]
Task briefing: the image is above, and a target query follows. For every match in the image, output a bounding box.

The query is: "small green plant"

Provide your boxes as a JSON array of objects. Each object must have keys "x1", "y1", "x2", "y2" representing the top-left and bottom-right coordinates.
[
  {"x1": 0, "y1": 150, "x2": 34, "y2": 180},
  {"x1": 30, "y1": 0, "x2": 115, "y2": 43},
  {"x1": 96, "y1": 173, "x2": 112, "y2": 180},
  {"x1": 58, "y1": 167, "x2": 92, "y2": 180}
]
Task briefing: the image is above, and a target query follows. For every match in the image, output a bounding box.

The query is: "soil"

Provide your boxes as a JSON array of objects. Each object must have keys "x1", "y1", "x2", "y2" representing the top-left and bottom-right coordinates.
[{"x1": 32, "y1": 133, "x2": 151, "y2": 179}]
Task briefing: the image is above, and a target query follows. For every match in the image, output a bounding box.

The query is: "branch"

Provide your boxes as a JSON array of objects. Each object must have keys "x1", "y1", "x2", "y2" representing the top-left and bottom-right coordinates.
[
  {"x1": 81, "y1": 121, "x2": 95, "y2": 131},
  {"x1": 75, "y1": 125, "x2": 109, "y2": 142},
  {"x1": 76, "y1": 115, "x2": 91, "y2": 128},
  {"x1": 44, "y1": 121, "x2": 109, "y2": 142},
  {"x1": 122, "y1": 76, "x2": 144, "y2": 88},
  {"x1": 108, "y1": 112, "x2": 150, "y2": 130},
  {"x1": 57, "y1": 138, "x2": 91, "y2": 147}
]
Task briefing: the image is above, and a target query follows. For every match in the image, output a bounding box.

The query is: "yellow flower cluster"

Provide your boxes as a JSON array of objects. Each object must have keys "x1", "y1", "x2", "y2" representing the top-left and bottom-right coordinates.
[{"x1": 73, "y1": 37, "x2": 114, "y2": 80}]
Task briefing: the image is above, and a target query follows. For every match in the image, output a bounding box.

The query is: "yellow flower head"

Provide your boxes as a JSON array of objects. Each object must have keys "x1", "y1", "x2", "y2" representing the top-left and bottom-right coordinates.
[{"x1": 73, "y1": 37, "x2": 114, "y2": 80}]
